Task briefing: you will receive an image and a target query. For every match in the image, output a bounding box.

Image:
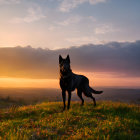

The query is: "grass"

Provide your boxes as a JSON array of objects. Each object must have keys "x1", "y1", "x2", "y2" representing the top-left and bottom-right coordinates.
[{"x1": 0, "y1": 101, "x2": 140, "y2": 140}]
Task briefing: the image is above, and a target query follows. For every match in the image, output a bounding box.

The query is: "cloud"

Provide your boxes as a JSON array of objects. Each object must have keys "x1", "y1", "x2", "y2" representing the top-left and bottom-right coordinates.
[
  {"x1": 66, "y1": 36, "x2": 101, "y2": 45},
  {"x1": 58, "y1": 16, "x2": 82, "y2": 26},
  {"x1": 59, "y1": 0, "x2": 107, "y2": 12},
  {"x1": 89, "y1": 0, "x2": 106, "y2": 4},
  {"x1": 88, "y1": 16, "x2": 97, "y2": 22},
  {"x1": 95, "y1": 24, "x2": 119, "y2": 34},
  {"x1": 0, "y1": 0, "x2": 20, "y2": 5},
  {"x1": 48, "y1": 25, "x2": 57, "y2": 31},
  {"x1": 47, "y1": 15, "x2": 96, "y2": 32},
  {"x1": 0, "y1": 41, "x2": 140, "y2": 79},
  {"x1": 10, "y1": 6, "x2": 46, "y2": 23},
  {"x1": 57, "y1": 16, "x2": 96, "y2": 26}
]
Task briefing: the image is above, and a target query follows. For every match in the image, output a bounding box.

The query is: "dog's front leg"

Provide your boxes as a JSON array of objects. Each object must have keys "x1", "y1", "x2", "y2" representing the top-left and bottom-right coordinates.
[
  {"x1": 67, "y1": 91, "x2": 71, "y2": 110},
  {"x1": 62, "y1": 90, "x2": 66, "y2": 110}
]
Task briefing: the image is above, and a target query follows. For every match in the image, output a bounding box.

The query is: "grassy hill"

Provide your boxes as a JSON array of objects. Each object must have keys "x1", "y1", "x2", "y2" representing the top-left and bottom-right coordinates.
[{"x1": 0, "y1": 101, "x2": 140, "y2": 140}]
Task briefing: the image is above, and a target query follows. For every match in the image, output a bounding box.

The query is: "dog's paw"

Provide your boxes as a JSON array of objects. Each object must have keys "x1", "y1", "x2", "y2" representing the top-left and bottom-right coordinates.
[
  {"x1": 67, "y1": 107, "x2": 70, "y2": 110},
  {"x1": 62, "y1": 107, "x2": 66, "y2": 111}
]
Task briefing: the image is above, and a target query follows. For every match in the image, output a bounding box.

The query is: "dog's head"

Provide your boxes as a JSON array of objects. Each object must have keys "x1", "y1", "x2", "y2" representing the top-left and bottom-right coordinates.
[{"x1": 59, "y1": 55, "x2": 71, "y2": 73}]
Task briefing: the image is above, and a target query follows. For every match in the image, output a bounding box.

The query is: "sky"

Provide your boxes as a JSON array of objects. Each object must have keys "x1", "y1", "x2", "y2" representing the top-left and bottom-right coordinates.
[
  {"x1": 0, "y1": 0, "x2": 140, "y2": 49},
  {"x1": 0, "y1": 0, "x2": 140, "y2": 88},
  {"x1": 0, "y1": 41, "x2": 140, "y2": 88}
]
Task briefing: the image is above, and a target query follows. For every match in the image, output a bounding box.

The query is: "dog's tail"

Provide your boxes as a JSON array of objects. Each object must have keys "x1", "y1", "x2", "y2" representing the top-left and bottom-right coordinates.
[{"x1": 89, "y1": 87, "x2": 103, "y2": 94}]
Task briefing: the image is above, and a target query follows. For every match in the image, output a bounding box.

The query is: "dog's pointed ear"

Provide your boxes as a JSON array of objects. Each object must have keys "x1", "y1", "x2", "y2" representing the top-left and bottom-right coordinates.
[
  {"x1": 66, "y1": 54, "x2": 70, "y2": 63},
  {"x1": 59, "y1": 55, "x2": 63, "y2": 64}
]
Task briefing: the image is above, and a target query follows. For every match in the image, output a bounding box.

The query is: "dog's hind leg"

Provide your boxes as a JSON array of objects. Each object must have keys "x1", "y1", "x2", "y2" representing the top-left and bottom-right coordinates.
[
  {"x1": 67, "y1": 91, "x2": 71, "y2": 109},
  {"x1": 83, "y1": 88, "x2": 96, "y2": 106},
  {"x1": 77, "y1": 89, "x2": 84, "y2": 106},
  {"x1": 89, "y1": 95, "x2": 96, "y2": 106},
  {"x1": 86, "y1": 94, "x2": 96, "y2": 106}
]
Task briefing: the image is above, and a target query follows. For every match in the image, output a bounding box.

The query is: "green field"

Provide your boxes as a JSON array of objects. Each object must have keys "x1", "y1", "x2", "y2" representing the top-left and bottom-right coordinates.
[{"x1": 0, "y1": 101, "x2": 140, "y2": 140}]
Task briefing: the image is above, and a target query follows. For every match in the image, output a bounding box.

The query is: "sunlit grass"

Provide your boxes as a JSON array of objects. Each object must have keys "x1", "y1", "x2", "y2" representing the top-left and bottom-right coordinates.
[{"x1": 0, "y1": 101, "x2": 139, "y2": 140}]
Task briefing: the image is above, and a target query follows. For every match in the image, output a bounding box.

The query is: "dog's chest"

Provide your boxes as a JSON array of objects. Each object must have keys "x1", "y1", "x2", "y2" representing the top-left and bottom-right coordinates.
[
  {"x1": 60, "y1": 74, "x2": 82, "y2": 91},
  {"x1": 60, "y1": 78, "x2": 71, "y2": 87},
  {"x1": 60, "y1": 77, "x2": 75, "y2": 91}
]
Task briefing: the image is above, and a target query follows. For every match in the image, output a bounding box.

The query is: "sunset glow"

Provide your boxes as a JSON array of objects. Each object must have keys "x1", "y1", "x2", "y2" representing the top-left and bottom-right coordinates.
[
  {"x1": 0, "y1": 72, "x2": 140, "y2": 88},
  {"x1": 0, "y1": 78, "x2": 59, "y2": 88}
]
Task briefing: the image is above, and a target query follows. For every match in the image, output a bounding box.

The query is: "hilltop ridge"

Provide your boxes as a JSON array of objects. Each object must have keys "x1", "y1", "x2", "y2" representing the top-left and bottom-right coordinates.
[{"x1": 0, "y1": 101, "x2": 139, "y2": 139}]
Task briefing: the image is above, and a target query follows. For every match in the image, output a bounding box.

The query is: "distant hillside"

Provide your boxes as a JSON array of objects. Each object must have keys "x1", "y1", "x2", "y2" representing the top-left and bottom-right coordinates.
[
  {"x1": 0, "y1": 88, "x2": 140, "y2": 107},
  {"x1": 0, "y1": 101, "x2": 139, "y2": 139}
]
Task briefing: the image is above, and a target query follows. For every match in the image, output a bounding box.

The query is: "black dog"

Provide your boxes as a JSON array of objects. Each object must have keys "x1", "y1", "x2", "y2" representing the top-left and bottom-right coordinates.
[{"x1": 59, "y1": 55, "x2": 103, "y2": 110}]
